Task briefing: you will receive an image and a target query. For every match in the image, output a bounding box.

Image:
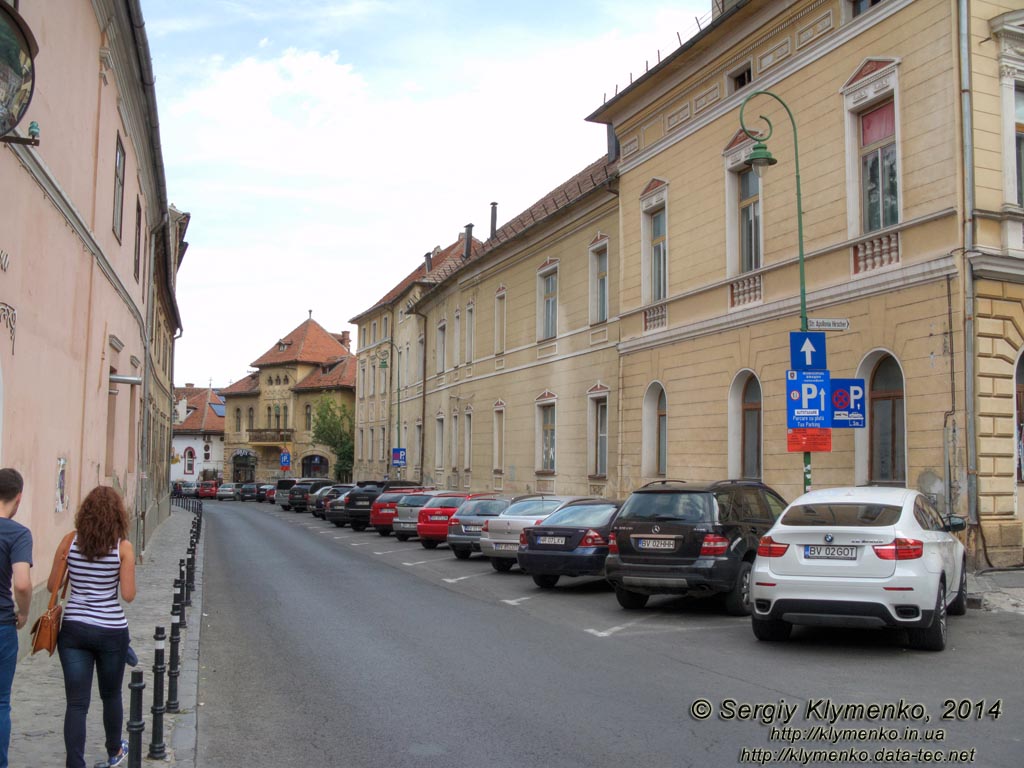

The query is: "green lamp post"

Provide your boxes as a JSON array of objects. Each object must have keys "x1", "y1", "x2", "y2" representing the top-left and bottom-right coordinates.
[{"x1": 739, "y1": 90, "x2": 812, "y2": 492}]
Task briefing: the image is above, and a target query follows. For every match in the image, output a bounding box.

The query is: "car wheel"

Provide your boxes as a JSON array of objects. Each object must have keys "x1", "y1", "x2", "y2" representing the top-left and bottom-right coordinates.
[
  {"x1": 723, "y1": 560, "x2": 753, "y2": 616},
  {"x1": 332, "y1": 521, "x2": 345, "y2": 528},
  {"x1": 421, "y1": 540, "x2": 438, "y2": 549},
  {"x1": 751, "y1": 617, "x2": 792, "y2": 642},
  {"x1": 614, "y1": 586, "x2": 649, "y2": 610},
  {"x1": 532, "y1": 574, "x2": 559, "y2": 589},
  {"x1": 948, "y1": 560, "x2": 968, "y2": 616},
  {"x1": 395, "y1": 533, "x2": 410, "y2": 542},
  {"x1": 281, "y1": 505, "x2": 291, "y2": 511},
  {"x1": 907, "y1": 582, "x2": 947, "y2": 652},
  {"x1": 490, "y1": 558, "x2": 514, "y2": 573},
  {"x1": 377, "y1": 529, "x2": 390, "y2": 537},
  {"x1": 452, "y1": 547, "x2": 471, "y2": 560}
]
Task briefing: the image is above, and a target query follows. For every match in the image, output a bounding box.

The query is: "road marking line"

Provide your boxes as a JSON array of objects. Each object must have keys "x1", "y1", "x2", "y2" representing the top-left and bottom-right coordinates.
[
  {"x1": 317, "y1": 530, "x2": 336, "y2": 534},
  {"x1": 501, "y1": 597, "x2": 533, "y2": 606},
  {"x1": 373, "y1": 549, "x2": 404, "y2": 555},
  {"x1": 442, "y1": 573, "x2": 488, "y2": 583},
  {"x1": 402, "y1": 559, "x2": 449, "y2": 566},
  {"x1": 350, "y1": 542, "x2": 372, "y2": 546},
  {"x1": 584, "y1": 617, "x2": 655, "y2": 638}
]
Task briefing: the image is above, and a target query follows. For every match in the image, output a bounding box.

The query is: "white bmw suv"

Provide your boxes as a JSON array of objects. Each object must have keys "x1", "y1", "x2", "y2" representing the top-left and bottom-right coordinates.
[{"x1": 750, "y1": 486, "x2": 967, "y2": 651}]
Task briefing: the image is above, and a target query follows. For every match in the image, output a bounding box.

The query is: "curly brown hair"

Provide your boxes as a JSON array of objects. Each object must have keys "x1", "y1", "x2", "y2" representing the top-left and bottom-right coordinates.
[{"x1": 75, "y1": 486, "x2": 129, "y2": 560}]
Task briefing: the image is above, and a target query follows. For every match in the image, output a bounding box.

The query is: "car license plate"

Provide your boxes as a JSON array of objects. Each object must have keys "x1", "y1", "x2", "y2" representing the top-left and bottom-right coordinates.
[
  {"x1": 494, "y1": 543, "x2": 518, "y2": 551},
  {"x1": 464, "y1": 525, "x2": 481, "y2": 532},
  {"x1": 637, "y1": 538, "x2": 674, "y2": 550},
  {"x1": 804, "y1": 545, "x2": 856, "y2": 560},
  {"x1": 355, "y1": 500, "x2": 369, "y2": 506},
  {"x1": 430, "y1": 515, "x2": 448, "y2": 521},
  {"x1": 538, "y1": 536, "x2": 565, "y2": 545}
]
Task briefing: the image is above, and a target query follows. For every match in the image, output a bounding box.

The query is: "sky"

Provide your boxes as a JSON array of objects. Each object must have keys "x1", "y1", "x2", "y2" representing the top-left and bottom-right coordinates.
[{"x1": 142, "y1": 0, "x2": 715, "y2": 388}]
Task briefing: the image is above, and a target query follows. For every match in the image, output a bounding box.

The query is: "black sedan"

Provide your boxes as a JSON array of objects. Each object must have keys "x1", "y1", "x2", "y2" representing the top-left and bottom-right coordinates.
[
  {"x1": 517, "y1": 499, "x2": 621, "y2": 588},
  {"x1": 256, "y1": 484, "x2": 275, "y2": 502},
  {"x1": 240, "y1": 483, "x2": 259, "y2": 501}
]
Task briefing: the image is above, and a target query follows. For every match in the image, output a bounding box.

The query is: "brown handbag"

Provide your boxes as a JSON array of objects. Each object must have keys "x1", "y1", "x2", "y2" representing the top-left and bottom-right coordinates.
[{"x1": 30, "y1": 559, "x2": 69, "y2": 656}]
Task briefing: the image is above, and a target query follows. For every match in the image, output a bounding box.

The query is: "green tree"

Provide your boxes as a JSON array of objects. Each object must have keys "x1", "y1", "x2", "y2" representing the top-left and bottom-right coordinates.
[{"x1": 310, "y1": 396, "x2": 354, "y2": 481}]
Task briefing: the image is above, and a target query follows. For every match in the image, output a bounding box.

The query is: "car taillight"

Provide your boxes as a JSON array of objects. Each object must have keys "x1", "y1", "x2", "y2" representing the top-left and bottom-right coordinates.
[
  {"x1": 757, "y1": 536, "x2": 789, "y2": 558},
  {"x1": 608, "y1": 531, "x2": 619, "y2": 554},
  {"x1": 580, "y1": 529, "x2": 606, "y2": 547},
  {"x1": 449, "y1": 517, "x2": 461, "y2": 527},
  {"x1": 481, "y1": 520, "x2": 489, "y2": 532},
  {"x1": 519, "y1": 531, "x2": 527, "y2": 546},
  {"x1": 873, "y1": 538, "x2": 924, "y2": 560},
  {"x1": 700, "y1": 534, "x2": 730, "y2": 557}
]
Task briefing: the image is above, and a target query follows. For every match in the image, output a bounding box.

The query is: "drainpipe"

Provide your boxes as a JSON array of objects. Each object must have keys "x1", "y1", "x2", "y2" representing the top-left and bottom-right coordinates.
[
  {"x1": 959, "y1": 0, "x2": 978, "y2": 525},
  {"x1": 407, "y1": 307, "x2": 429, "y2": 485}
]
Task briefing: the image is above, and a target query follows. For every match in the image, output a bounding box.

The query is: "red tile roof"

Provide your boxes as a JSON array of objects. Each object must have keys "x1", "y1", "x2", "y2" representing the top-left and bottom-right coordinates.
[
  {"x1": 173, "y1": 388, "x2": 225, "y2": 435},
  {"x1": 293, "y1": 355, "x2": 357, "y2": 392},
  {"x1": 250, "y1": 318, "x2": 350, "y2": 368},
  {"x1": 220, "y1": 373, "x2": 260, "y2": 396}
]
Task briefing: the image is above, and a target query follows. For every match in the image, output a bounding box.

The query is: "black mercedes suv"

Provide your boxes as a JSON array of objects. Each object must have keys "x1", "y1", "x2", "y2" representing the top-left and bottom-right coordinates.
[{"x1": 604, "y1": 480, "x2": 787, "y2": 615}]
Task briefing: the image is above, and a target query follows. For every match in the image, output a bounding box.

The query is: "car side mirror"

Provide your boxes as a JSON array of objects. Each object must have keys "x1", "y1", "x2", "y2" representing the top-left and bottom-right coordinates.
[{"x1": 944, "y1": 515, "x2": 966, "y2": 533}]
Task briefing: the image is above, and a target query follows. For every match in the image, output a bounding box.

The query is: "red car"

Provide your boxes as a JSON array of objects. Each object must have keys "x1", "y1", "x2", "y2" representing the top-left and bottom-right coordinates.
[
  {"x1": 370, "y1": 489, "x2": 428, "y2": 536},
  {"x1": 417, "y1": 492, "x2": 488, "y2": 549},
  {"x1": 197, "y1": 481, "x2": 218, "y2": 499}
]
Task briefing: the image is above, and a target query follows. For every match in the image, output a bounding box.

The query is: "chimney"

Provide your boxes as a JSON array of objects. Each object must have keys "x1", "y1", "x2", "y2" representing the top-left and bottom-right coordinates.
[
  {"x1": 463, "y1": 223, "x2": 473, "y2": 261},
  {"x1": 185, "y1": 382, "x2": 194, "y2": 388},
  {"x1": 339, "y1": 331, "x2": 350, "y2": 350},
  {"x1": 607, "y1": 124, "x2": 619, "y2": 163},
  {"x1": 490, "y1": 203, "x2": 498, "y2": 239},
  {"x1": 424, "y1": 251, "x2": 432, "y2": 273}
]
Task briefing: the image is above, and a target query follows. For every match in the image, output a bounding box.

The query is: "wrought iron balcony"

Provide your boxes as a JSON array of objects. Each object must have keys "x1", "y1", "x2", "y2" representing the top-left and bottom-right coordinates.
[{"x1": 248, "y1": 428, "x2": 294, "y2": 444}]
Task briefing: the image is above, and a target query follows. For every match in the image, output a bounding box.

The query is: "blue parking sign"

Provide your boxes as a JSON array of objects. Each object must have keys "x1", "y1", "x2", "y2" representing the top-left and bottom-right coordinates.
[
  {"x1": 391, "y1": 448, "x2": 406, "y2": 467},
  {"x1": 786, "y1": 370, "x2": 831, "y2": 429},
  {"x1": 830, "y1": 378, "x2": 866, "y2": 428}
]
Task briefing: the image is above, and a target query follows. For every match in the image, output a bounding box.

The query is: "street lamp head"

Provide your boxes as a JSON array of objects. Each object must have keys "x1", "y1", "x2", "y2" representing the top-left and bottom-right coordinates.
[{"x1": 746, "y1": 140, "x2": 777, "y2": 179}]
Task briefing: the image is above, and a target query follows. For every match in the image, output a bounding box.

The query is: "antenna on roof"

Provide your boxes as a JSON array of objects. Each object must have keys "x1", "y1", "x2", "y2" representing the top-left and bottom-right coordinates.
[{"x1": 308, "y1": 309, "x2": 312, "y2": 319}]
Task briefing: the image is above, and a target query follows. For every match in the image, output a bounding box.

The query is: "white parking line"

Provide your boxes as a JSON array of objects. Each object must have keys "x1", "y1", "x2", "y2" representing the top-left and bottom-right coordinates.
[
  {"x1": 402, "y1": 558, "x2": 449, "y2": 566},
  {"x1": 317, "y1": 530, "x2": 336, "y2": 534},
  {"x1": 373, "y1": 549, "x2": 404, "y2": 555},
  {"x1": 349, "y1": 541, "x2": 373, "y2": 546},
  {"x1": 584, "y1": 616, "x2": 654, "y2": 638},
  {"x1": 501, "y1": 597, "x2": 533, "y2": 606},
  {"x1": 442, "y1": 573, "x2": 488, "y2": 584}
]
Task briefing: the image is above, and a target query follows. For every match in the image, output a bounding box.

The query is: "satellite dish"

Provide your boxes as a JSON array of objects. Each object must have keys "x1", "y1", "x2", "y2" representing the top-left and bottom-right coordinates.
[{"x1": 0, "y1": 3, "x2": 38, "y2": 138}]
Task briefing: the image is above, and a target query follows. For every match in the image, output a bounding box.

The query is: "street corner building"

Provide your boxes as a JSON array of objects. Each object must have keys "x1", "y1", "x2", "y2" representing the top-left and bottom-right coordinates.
[
  {"x1": 171, "y1": 384, "x2": 226, "y2": 483},
  {"x1": 349, "y1": 0, "x2": 1024, "y2": 569},
  {"x1": 0, "y1": 0, "x2": 187, "y2": 647},
  {"x1": 220, "y1": 318, "x2": 356, "y2": 483}
]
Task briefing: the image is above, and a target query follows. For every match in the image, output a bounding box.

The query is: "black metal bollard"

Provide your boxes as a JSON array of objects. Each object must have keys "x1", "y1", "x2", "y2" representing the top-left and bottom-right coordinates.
[
  {"x1": 186, "y1": 547, "x2": 195, "y2": 595},
  {"x1": 174, "y1": 578, "x2": 187, "y2": 630},
  {"x1": 166, "y1": 614, "x2": 180, "y2": 713},
  {"x1": 181, "y1": 558, "x2": 191, "y2": 607},
  {"x1": 128, "y1": 670, "x2": 145, "y2": 768},
  {"x1": 148, "y1": 626, "x2": 167, "y2": 759}
]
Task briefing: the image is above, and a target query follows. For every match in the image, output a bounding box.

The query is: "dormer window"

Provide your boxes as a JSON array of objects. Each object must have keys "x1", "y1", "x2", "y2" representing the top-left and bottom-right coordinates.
[
  {"x1": 851, "y1": 0, "x2": 887, "y2": 18},
  {"x1": 730, "y1": 64, "x2": 752, "y2": 93}
]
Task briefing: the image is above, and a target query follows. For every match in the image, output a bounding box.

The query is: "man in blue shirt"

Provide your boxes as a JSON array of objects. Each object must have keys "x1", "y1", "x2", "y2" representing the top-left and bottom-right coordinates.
[{"x1": 0, "y1": 468, "x2": 31, "y2": 768}]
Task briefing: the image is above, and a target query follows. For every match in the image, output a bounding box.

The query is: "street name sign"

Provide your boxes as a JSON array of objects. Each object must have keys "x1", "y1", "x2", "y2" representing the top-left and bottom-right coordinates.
[
  {"x1": 789, "y1": 331, "x2": 827, "y2": 371},
  {"x1": 830, "y1": 378, "x2": 866, "y2": 428},
  {"x1": 807, "y1": 318, "x2": 850, "y2": 332},
  {"x1": 787, "y1": 370, "x2": 831, "y2": 429}
]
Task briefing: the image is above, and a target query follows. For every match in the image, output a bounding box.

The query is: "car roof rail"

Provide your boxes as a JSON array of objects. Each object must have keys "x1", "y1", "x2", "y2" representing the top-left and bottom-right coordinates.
[{"x1": 639, "y1": 479, "x2": 687, "y2": 489}]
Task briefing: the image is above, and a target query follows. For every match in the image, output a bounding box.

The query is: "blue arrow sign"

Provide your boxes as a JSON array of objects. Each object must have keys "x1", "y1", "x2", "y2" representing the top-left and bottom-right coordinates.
[
  {"x1": 787, "y1": 370, "x2": 831, "y2": 429},
  {"x1": 789, "y1": 331, "x2": 827, "y2": 371}
]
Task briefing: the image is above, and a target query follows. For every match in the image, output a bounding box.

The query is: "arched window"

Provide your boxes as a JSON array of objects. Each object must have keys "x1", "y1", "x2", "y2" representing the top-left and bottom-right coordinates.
[
  {"x1": 306, "y1": 404, "x2": 312, "y2": 431},
  {"x1": 203, "y1": 443, "x2": 211, "y2": 461},
  {"x1": 283, "y1": 405, "x2": 288, "y2": 429},
  {"x1": 247, "y1": 408, "x2": 254, "y2": 430},
  {"x1": 284, "y1": 375, "x2": 289, "y2": 384},
  {"x1": 184, "y1": 448, "x2": 195, "y2": 475},
  {"x1": 870, "y1": 355, "x2": 905, "y2": 484},
  {"x1": 267, "y1": 375, "x2": 272, "y2": 385},
  {"x1": 235, "y1": 408, "x2": 241, "y2": 433},
  {"x1": 642, "y1": 383, "x2": 668, "y2": 476},
  {"x1": 266, "y1": 406, "x2": 272, "y2": 428},
  {"x1": 742, "y1": 377, "x2": 762, "y2": 479},
  {"x1": 274, "y1": 404, "x2": 281, "y2": 429},
  {"x1": 275, "y1": 376, "x2": 281, "y2": 385}
]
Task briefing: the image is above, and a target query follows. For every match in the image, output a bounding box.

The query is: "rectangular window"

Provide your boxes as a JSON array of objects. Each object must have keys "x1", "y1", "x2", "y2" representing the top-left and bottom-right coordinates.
[
  {"x1": 1016, "y1": 88, "x2": 1024, "y2": 207},
  {"x1": 493, "y1": 410, "x2": 505, "y2": 472},
  {"x1": 464, "y1": 413, "x2": 472, "y2": 470},
  {"x1": 436, "y1": 324, "x2": 446, "y2": 374},
  {"x1": 396, "y1": 349, "x2": 403, "y2": 388},
  {"x1": 370, "y1": 363, "x2": 376, "y2": 396},
  {"x1": 451, "y1": 414, "x2": 459, "y2": 468},
  {"x1": 435, "y1": 417, "x2": 444, "y2": 469},
  {"x1": 359, "y1": 365, "x2": 366, "y2": 398},
  {"x1": 465, "y1": 306, "x2": 474, "y2": 363},
  {"x1": 371, "y1": 321, "x2": 377, "y2": 343},
  {"x1": 592, "y1": 246, "x2": 608, "y2": 324},
  {"x1": 540, "y1": 270, "x2": 557, "y2": 340},
  {"x1": 495, "y1": 294, "x2": 506, "y2": 353},
  {"x1": 453, "y1": 314, "x2": 461, "y2": 366},
  {"x1": 415, "y1": 423, "x2": 422, "y2": 468},
  {"x1": 860, "y1": 100, "x2": 898, "y2": 233},
  {"x1": 594, "y1": 398, "x2": 608, "y2": 476},
  {"x1": 383, "y1": 316, "x2": 389, "y2": 339},
  {"x1": 738, "y1": 169, "x2": 761, "y2": 272},
  {"x1": 113, "y1": 135, "x2": 126, "y2": 241},
  {"x1": 417, "y1": 337, "x2": 424, "y2": 383},
  {"x1": 134, "y1": 198, "x2": 142, "y2": 282},
  {"x1": 651, "y1": 209, "x2": 667, "y2": 301},
  {"x1": 851, "y1": 0, "x2": 886, "y2": 17},
  {"x1": 369, "y1": 428, "x2": 375, "y2": 462},
  {"x1": 540, "y1": 404, "x2": 556, "y2": 472},
  {"x1": 358, "y1": 429, "x2": 364, "y2": 460},
  {"x1": 381, "y1": 426, "x2": 387, "y2": 460},
  {"x1": 731, "y1": 65, "x2": 752, "y2": 92},
  {"x1": 380, "y1": 364, "x2": 387, "y2": 393}
]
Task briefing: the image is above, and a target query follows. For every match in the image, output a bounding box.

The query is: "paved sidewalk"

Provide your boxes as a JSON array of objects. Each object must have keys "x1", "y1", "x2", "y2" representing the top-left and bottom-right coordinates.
[
  {"x1": 9, "y1": 505, "x2": 204, "y2": 767},
  {"x1": 968, "y1": 568, "x2": 1024, "y2": 616}
]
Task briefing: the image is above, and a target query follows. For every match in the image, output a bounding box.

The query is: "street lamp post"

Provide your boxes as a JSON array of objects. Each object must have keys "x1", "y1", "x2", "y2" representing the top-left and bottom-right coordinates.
[
  {"x1": 376, "y1": 345, "x2": 400, "y2": 479},
  {"x1": 739, "y1": 89, "x2": 812, "y2": 492}
]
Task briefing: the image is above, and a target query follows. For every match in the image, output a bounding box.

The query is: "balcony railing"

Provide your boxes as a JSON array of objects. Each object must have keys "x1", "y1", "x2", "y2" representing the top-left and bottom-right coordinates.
[
  {"x1": 730, "y1": 273, "x2": 762, "y2": 308},
  {"x1": 248, "y1": 428, "x2": 294, "y2": 443},
  {"x1": 643, "y1": 303, "x2": 667, "y2": 331},
  {"x1": 853, "y1": 231, "x2": 900, "y2": 274}
]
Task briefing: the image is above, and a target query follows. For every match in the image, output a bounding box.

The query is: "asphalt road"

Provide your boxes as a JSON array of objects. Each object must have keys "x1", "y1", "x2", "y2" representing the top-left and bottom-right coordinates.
[{"x1": 196, "y1": 500, "x2": 1024, "y2": 768}]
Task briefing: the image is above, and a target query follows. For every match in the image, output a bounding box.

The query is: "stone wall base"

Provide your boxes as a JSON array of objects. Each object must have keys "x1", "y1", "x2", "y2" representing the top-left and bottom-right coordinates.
[{"x1": 976, "y1": 520, "x2": 1024, "y2": 568}]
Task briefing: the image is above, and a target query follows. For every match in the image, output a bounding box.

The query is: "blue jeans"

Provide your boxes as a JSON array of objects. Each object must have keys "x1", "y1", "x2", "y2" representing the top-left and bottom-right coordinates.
[
  {"x1": 57, "y1": 620, "x2": 129, "y2": 768},
  {"x1": 0, "y1": 623, "x2": 17, "y2": 768}
]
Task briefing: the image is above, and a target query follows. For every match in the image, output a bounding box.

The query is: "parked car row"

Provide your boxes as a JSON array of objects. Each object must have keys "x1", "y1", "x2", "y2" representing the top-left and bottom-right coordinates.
[{"x1": 269, "y1": 478, "x2": 969, "y2": 652}]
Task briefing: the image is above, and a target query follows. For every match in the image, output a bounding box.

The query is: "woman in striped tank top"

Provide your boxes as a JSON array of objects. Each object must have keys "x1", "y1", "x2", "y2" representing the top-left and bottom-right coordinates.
[{"x1": 47, "y1": 487, "x2": 136, "y2": 768}]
